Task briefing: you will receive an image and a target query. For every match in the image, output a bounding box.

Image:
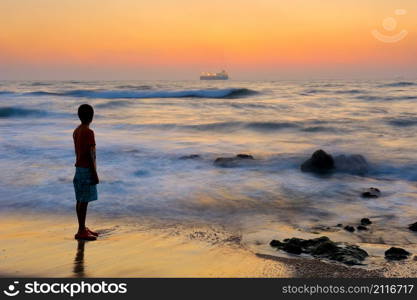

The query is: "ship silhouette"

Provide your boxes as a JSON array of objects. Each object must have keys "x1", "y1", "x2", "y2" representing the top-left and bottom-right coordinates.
[{"x1": 200, "y1": 70, "x2": 229, "y2": 80}]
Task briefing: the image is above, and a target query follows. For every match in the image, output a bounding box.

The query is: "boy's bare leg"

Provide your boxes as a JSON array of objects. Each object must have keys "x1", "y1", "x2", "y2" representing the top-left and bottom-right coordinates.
[{"x1": 76, "y1": 201, "x2": 88, "y2": 233}]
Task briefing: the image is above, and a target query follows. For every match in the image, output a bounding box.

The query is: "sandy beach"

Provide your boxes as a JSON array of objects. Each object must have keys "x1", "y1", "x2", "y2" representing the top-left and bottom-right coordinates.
[{"x1": 1, "y1": 212, "x2": 416, "y2": 278}]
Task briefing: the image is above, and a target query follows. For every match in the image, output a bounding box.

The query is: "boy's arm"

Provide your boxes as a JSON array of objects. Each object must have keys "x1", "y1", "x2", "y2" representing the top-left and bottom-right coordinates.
[{"x1": 90, "y1": 145, "x2": 99, "y2": 185}]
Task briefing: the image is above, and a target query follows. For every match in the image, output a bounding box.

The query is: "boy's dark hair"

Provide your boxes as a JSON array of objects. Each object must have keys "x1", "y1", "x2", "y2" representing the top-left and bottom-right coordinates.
[{"x1": 78, "y1": 104, "x2": 94, "y2": 124}]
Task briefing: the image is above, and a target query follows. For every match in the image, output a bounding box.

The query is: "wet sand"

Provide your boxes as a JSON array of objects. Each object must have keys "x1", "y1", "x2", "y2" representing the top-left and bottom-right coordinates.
[{"x1": 0, "y1": 212, "x2": 415, "y2": 278}]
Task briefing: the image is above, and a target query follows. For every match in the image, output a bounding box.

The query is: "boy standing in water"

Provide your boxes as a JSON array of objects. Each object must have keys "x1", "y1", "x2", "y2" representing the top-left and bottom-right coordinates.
[{"x1": 73, "y1": 104, "x2": 99, "y2": 240}]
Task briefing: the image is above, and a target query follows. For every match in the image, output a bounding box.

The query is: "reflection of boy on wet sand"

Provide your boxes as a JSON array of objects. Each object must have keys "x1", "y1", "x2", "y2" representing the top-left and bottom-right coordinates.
[{"x1": 73, "y1": 104, "x2": 99, "y2": 241}]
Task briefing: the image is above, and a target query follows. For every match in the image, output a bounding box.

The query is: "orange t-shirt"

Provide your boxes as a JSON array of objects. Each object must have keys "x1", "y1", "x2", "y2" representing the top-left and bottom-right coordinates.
[{"x1": 73, "y1": 125, "x2": 96, "y2": 168}]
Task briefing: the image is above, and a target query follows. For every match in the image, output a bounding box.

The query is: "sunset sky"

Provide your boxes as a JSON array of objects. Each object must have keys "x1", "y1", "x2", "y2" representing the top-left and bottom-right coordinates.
[{"x1": 1, "y1": 0, "x2": 416, "y2": 80}]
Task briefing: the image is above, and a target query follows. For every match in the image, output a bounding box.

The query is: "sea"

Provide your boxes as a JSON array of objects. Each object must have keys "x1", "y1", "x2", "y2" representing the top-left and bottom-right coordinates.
[{"x1": 1, "y1": 79, "x2": 417, "y2": 260}]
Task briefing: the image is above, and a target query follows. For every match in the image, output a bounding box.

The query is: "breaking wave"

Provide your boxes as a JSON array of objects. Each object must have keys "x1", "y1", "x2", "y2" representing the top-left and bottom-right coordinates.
[
  {"x1": 6, "y1": 88, "x2": 259, "y2": 99},
  {"x1": 379, "y1": 81, "x2": 415, "y2": 88},
  {"x1": 0, "y1": 107, "x2": 47, "y2": 118}
]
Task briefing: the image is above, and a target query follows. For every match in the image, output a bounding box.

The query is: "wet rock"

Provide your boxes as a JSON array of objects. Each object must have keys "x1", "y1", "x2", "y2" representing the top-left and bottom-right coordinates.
[
  {"x1": 336, "y1": 223, "x2": 343, "y2": 227},
  {"x1": 214, "y1": 154, "x2": 255, "y2": 167},
  {"x1": 361, "y1": 187, "x2": 381, "y2": 198},
  {"x1": 236, "y1": 154, "x2": 254, "y2": 160},
  {"x1": 361, "y1": 218, "x2": 372, "y2": 225},
  {"x1": 310, "y1": 240, "x2": 339, "y2": 256},
  {"x1": 334, "y1": 154, "x2": 369, "y2": 174},
  {"x1": 357, "y1": 225, "x2": 368, "y2": 231},
  {"x1": 344, "y1": 225, "x2": 355, "y2": 232},
  {"x1": 385, "y1": 247, "x2": 411, "y2": 260},
  {"x1": 408, "y1": 222, "x2": 417, "y2": 232},
  {"x1": 326, "y1": 245, "x2": 369, "y2": 266},
  {"x1": 301, "y1": 150, "x2": 335, "y2": 173},
  {"x1": 270, "y1": 236, "x2": 368, "y2": 265},
  {"x1": 283, "y1": 243, "x2": 303, "y2": 255},
  {"x1": 179, "y1": 154, "x2": 201, "y2": 160},
  {"x1": 270, "y1": 240, "x2": 283, "y2": 248}
]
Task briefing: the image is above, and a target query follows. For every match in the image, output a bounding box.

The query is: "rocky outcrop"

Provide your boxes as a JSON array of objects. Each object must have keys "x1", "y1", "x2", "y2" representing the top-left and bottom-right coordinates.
[
  {"x1": 301, "y1": 150, "x2": 369, "y2": 174},
  {"x1": 301, "y1": 150, "x2": 334, "y2": 173},
  {"x1": 270, "y1": 236, "x2": 368, "y2": 265},
  {"x1": 179, "y1": 154, "x2": 201, "y2": 160},
  {"x1": 214, "y1": 154, "x2": 254, "y2": 168},
  {"x1": 344, "y1": 225, "x2": 355, "y2": 233},
  {"x1": 361, "y1": 218, "x2": 372, "y2": 225},
  {"x1": 408, "y1": 222, "x2": 417, "y2": 232},
  {"x1": 385, "y1": 247, "x2": 411, "y2": 260},
  {"x1": 362, "y1": 187, "x2": 381, "y2": 198}
]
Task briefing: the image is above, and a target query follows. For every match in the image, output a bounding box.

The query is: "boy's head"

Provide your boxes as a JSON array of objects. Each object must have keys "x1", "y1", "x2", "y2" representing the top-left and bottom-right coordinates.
[{"x1": 78, "y1": 104, "x2": 94, "y2": 124}]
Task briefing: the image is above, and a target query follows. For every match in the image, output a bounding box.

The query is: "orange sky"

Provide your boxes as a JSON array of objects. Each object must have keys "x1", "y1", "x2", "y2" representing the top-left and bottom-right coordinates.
[{"x1": 0, "y1": 0, "x2": 416, "y2": 79}]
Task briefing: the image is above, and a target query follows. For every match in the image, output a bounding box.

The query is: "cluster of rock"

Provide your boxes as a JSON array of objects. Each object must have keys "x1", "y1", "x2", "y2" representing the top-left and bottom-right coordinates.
[
  {"x1": 342, "y1": 218, "x2": 372, "y2": 233},
  {"x1": 270, "y1": 216, "x2": 415, "y2": 264},
  {"x1": 270, "y1": 236, "x2": 369, "y2": 265},
  {"x1": 182, "y1": 149, "x2": 417, "y2": 266}
]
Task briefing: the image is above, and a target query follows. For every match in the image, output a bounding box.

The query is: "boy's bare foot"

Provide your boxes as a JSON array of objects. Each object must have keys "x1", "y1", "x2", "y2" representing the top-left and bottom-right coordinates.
[
  {"x1": 86, "y1": 227, "x2": 99, "y2": 237},
  {"x1": 75, "y1": 229, "x2": 97, "y2": 241}
]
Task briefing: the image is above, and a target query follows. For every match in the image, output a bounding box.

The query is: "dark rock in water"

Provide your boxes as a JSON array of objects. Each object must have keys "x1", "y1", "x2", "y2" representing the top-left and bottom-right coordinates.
[
  {"x1": 179, "y1": 154, "x2": 201, "y2": 160},
  {"x1": 385, "y1": 247, "x2": 411, "y2": 260},
  {"x1": 269, "y1": 236, "x2": 368, "y2": 265},
  {"x1": 361, "y1": 187, "x2": 381, "y2": 198},
  {"x1": 408, "y1": 222, "x2": 417, "y2": 232},
  {"x1": 236, "y1": 154, "x2": 254, "y2": 160},
  {"x1": 327, "y1": 245, "x2": 369, "y2": 266},
  {"x1": 301, "y1": 149, "x2": 334, "y2": 173},
  {"x1": 334, "y1": 154, "x2": 369, "y2": 174},
  {"x1": 361, "y1": 218, "x2": 372, "y2": 225},
  {"x1": 214, "y1": 154, "x2": 255, "y2": 167},
  {"x1": 270, "y1": 240, "x2": 284, "y2": 248},
  {"x1": 357, "y1": 225, "x2": 368, "y2": 231},
  {"x1": 310, "y1": 240, "x2": 339, "y2": 256},
  {"x1": 336, "y1": 223, "x2": 343, "y2": 227},
  {"x1": 283, "y1": 243, "x2": 303, "y2": 255},
  {"x1": 344, "y1": 225, "x2": 355, "y2": 232}
]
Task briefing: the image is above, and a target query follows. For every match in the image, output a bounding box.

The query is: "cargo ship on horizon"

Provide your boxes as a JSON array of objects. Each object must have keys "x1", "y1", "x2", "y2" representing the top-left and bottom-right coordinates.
[{"x1": 200, "y1": 70, "x2": 229, "y2": 80}]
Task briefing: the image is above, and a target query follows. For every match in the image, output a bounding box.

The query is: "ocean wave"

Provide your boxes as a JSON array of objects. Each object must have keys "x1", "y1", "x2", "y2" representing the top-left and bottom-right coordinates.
[
  {"x1": 386, "y1": 117, "x2": 417, "y2": 127},
  {"x1": 25, "y1": 91, "x2": 60, "y2": 96},
  {"x1": 17, "y1": 88, "x2": 258, "y2": 99},
  {"x1": 245, "y1": 121, "x2": 299, "y2": 131},
  {"x1": 301, "y1": 126, "x2": 337, "y2": 132},
  {"x1": 0, "y1": 107, "x2": 47, "y2": 118},
  {"x1": 379, "y1": 81, "x2": 415, "y2": 88},
  {"x1": 302, "y1": 89, "x2": 327, "y2": 94},
  {"x1": 116, "y1": 85, "x2": 153, "y2": 90},
  {"x1": 357, "y1": 95, "x2": 417, "y2": 101},
  {"x1": 118, "y1": 121, "x2": 300, "y2": 132},
  {"x1": 29, "y1": 82, "x2": 52, "y2": 86},
  {"x1": 95, "y1": 100, "x2": 133, "y2": 109},
  {"x1": 302, "y1": 89, "x2": 365, "y2": 95},
  {"x1": 334, "y1": 89, "x2": 364, "y2": 94},
  {"x1": 172, "y1": 121, "x2": 299, "y2": 132}
]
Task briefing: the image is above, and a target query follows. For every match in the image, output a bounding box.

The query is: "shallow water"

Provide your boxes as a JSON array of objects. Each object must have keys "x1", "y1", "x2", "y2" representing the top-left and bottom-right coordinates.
[{"x1": 1, "y1": 79, "x2": 417, "y2": 259}]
